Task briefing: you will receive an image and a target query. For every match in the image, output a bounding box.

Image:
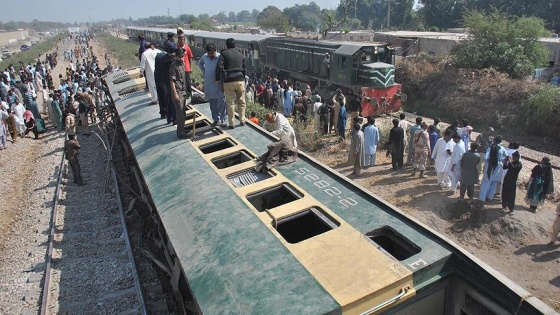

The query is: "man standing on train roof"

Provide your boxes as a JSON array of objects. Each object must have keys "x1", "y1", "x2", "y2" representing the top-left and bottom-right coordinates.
[
  {"x1": 170, "y1": 47, "x2": 188, "y2": 139},
  {"x1": 137, "y1": 34, "x2": 146, "y2": 61},
  {"x1": 154, "y1": 47, "x2": 170, "y2": 120},
  {"x1": 140, "y1": 43, "x2": 161, "y2": 105},
  {"x1": 264, "y1": 112, "x2": 298, "y2": 148},
  {"x1": 199, "y1": 44, "x2": 226, "y2": 127},
  {"x1": 216, "y1": 38, "x2": 247, "y2": 129},
  {"x1": 177, "y1": 32, "x2": 194, "y2": 98},
  {"x1": 163, "y1": 32, "x2": 176, "y2": 53}
]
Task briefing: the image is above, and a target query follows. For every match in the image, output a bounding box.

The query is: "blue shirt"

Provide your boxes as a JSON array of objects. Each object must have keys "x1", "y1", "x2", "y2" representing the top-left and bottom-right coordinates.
[
  {"x1": 363, "y1": 124, "x2": 379, "y2": 155},
  {"x1": 198, "y1": 53, "x2": 224, "y2": 100}
]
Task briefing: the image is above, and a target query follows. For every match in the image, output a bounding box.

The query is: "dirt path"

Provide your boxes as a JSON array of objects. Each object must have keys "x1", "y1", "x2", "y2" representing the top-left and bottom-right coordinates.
[{"x1": 309, "y1": 129, "x2": 560, "y2": 311}]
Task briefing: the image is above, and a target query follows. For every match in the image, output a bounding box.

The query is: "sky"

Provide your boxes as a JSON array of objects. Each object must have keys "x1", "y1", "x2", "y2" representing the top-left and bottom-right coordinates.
[{"x1": 1, "y1": 0, "x2": 341, "y2": 24}]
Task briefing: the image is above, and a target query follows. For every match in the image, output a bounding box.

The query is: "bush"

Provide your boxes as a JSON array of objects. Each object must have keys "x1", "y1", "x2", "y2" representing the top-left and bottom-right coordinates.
[{"x1": 520, "y1": 85, "x2": 560, "y2": 136}]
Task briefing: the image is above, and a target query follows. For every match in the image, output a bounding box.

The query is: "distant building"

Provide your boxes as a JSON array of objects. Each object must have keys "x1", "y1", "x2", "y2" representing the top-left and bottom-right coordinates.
[{"x1": 68, "y1": 27, "x2": 81, "y2": 34}]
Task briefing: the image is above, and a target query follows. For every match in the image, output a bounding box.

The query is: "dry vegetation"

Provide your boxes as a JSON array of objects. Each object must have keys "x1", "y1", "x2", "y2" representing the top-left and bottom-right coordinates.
[{"x1": 398, "y1": 56, "x2": 560, "y2": 143}]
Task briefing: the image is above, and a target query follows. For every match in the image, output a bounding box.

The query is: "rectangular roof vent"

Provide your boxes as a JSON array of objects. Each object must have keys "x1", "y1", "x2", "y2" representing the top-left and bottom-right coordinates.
[
  {"x1": 276, "y1": 208, "x2": 339, "y2": 244},
  {"x1": 199, "y1": 138, "x2": 237, "y2": 154},
  {"x1": 247, "y1": 183, "x2": 303, "y2": 212},
  {"x1": 211, "y1": 150, "x2": 254, "y2": 169},
  {"x1": 366, "y1": 226, "x2": 421, "y2": 261}
]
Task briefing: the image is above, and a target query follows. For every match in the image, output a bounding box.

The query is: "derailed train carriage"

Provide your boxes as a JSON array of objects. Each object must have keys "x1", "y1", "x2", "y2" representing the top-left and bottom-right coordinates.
[
  {"x1": 125, "y1": 26, "x2": 404, "y2": 117},
  {"x1": 102, "y1": 66, "x2": 556, "y2": 314}
]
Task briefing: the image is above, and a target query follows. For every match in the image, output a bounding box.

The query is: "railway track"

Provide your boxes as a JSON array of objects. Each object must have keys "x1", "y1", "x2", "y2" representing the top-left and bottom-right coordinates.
[{"x1": 40, "y1": 129, "x2": 146, "y2": 314}]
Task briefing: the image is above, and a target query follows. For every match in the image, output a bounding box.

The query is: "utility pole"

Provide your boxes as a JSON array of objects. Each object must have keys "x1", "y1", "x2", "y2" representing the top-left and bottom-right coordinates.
[
  {"x1": 386, "y1": 0, "x2": 394, "y2": 29},
  {"x1": 179, "y1": 0, "x2": 182, "y2": 15},
  {"x1": 167, "y1": 8, "x2": 170, "y2": 17}
]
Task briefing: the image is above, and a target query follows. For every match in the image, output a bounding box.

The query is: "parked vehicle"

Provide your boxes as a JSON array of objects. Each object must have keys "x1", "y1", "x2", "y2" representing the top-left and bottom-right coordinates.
[
  {"x1": 1, "y1": 48, "x2": 11, "y2": 58},
  {"x1": 20, "y1": 45, "x2": 30, "y2": 52}
]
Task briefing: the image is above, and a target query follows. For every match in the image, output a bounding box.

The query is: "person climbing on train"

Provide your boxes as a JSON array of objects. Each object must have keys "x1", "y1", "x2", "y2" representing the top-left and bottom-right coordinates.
[{"x1": 264, "y1": 112, "x2": 297, "y2": 148}]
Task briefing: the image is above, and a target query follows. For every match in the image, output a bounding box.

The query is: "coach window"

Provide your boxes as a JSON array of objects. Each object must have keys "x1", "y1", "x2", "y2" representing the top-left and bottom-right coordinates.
[{"x1": 341, "y1": 56, "x2": 347, "y2": 68}]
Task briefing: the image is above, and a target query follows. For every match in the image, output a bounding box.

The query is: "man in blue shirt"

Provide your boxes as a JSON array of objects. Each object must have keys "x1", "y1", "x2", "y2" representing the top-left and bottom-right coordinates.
[{"x1": 199, "y1": 44, "x2": 225, "y2": 126}]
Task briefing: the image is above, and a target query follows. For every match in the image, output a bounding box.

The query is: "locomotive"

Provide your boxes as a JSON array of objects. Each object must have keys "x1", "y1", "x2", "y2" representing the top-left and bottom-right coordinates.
[{"x1": 126, "y1": 26, "x2": 405, "y2": 116}]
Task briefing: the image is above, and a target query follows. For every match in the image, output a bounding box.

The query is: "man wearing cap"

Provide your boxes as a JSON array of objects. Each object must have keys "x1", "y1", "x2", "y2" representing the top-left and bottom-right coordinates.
[
  {"x1": 65, "y1": 131, "x2": 84, "y2": 186},
  {"x1": 199, "y1": 44, "x2": 226, "y2": 126},
  {"x1": 164, "y1": 32, "x2": 176, "y2": 54},
  {"x1": 170, "y1": 47, "x2": 188, "y2": 139},
  {"x1": 216, "y1": 38, "x2": 246, "y2": 129},
  {"x1": 412, "y1": 121, "x2": 430, "y2": 177},
  {"x1": 177, "y1": 34, "x2": 194, "y2": 97}
]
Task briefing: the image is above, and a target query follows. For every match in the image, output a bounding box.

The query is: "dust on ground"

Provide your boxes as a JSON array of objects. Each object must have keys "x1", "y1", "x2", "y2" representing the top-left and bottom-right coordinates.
[{"x1": 308, "y1": 129, "x2": 560, "y2": 311}]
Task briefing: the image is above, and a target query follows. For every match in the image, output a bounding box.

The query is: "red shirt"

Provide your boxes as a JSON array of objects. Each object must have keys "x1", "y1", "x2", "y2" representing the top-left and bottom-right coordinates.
[
  {"x1": 249, "y1": 117, "x2": 260, "y2": 124},
  {"x1": 181, "y1": 44, "x2": 194, "y2": 72}
]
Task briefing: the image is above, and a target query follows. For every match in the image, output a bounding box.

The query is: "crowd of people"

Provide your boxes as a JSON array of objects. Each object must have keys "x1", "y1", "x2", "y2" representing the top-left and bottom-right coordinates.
[{"x1": 1, "y1": 32, "x2": 111, "y2": 186}]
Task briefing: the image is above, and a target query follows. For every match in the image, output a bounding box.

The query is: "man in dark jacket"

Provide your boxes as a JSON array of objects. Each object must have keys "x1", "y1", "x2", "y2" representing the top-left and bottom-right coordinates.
[
  {"x1": 216, "y1": 38, "x2": 246, "y2": 129},
  {"x1": 388, "y1": 118, "x2": 405, "y2": 170},
  {"x1": 154, "y1": 49, "x2": 170, "y2": 119},
  {"x1": 170, "y1": 48, "x2": 188, "y2": 139}
]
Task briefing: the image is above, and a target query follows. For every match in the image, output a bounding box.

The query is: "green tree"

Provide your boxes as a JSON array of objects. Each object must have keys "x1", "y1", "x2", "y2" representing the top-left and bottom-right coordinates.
[
  {"x1": 252, "y1": 9, "x2": 260, "y2": 22},
  {"x1": 178, "y1": 14, "x2": 197, "y2": 24},
  {"x1": 451, "y1": 11, "x2": 550, "y2": 79},
  {"x1": 237, "y1": 10, "x2": 252, "y2": 23},
  {"x1": 283, "y1": 2, "x2": 322, "y2": 31},
  {"x1": 228, "y1": 11, "x2": 236, "y2": 23},
  {"x1": 418, "y1": 0, "x2": 464, "y2": 29},
  {"x1": 257, "y1": 6, "x2": 289, "y2": 32}
]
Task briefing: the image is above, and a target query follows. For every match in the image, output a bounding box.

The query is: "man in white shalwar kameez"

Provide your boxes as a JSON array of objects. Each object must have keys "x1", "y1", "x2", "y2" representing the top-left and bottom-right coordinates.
[
  {"x1": 431, "y1": 130, "x2": 454, "y2": 189},
  {"x1": 140, "y1": 43, "x2": 161, "y2": 104},
  {"x1": 264, "y1": 112, "x2": 298, "y2": 148},
  {"x1": 449, "y1": 133, "x2": 466, "y2": 193}
]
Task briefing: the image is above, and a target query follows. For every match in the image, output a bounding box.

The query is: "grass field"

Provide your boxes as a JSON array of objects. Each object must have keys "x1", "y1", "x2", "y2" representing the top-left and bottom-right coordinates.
[
  {"x1": 1, "y1": 36, "x2": 62, "y2": 68},
  {"x1": 97, "y1": 32, "x2": 139, "y2": 70}
]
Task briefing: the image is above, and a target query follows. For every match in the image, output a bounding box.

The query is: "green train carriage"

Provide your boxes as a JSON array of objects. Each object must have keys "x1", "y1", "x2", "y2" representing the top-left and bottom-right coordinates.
[{"x1": 188, "y1": 31, "x2": 274, "y2": 74}]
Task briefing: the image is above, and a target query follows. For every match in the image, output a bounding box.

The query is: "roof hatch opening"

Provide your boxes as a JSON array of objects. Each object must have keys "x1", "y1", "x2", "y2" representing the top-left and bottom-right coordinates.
[
  {"x1": 211, "y1": 150, "x2": 254, "y2": 169},
  {"x1": 247, "y1": 183, "x2": 303, "y2": 212},
  {"x1": 185, "y1": 111, "x2": 201, "y2": 121},
  {"x1": 366, "y1": 226, "x2": 421, "y2": 261},
  {"x1": 276, "y1": 208, "x2": 339, "y2": 244},
  {"x1": 199, "y1": 138, "x2": 236, "y2": 154},
  {"x1": 184, "y1": 119, "x2": 211, "y2": 131}
]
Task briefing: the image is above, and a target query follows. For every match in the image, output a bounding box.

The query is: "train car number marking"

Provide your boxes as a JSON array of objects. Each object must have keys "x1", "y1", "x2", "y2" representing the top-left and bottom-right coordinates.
[{"x1": 296, "y1": 167, "x2": 357, "y2": 208}]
